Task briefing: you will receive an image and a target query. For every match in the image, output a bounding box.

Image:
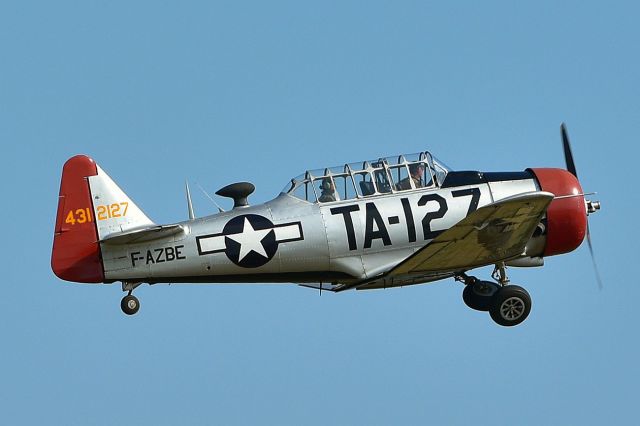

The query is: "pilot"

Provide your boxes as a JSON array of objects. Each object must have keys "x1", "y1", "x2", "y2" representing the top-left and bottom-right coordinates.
[
  {"x1": 318, "y1": 177, "x2": 336, "y2": 202},
  {"x1": 397, "y1": 163, "x2": 425, "y2": 190}
]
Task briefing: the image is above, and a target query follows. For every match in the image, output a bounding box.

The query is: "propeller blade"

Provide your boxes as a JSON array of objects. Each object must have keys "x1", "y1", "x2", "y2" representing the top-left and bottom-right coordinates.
[
  {"x1": 561, "y1": 122, "x2": 578, "y2": 178},
  {"x1": 586, "y1": 223, "x2": 603, "y2": 290},
  {"x1": 560, "y1": 123, "x2": 601, "y2": 287}
]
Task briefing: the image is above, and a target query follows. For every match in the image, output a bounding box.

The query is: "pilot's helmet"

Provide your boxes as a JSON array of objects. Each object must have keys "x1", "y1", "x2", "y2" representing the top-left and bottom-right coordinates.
[
  {"x1": 409, "y1": 163, "x2": 424, "y2": 175},
  {"x1": 320, "y1": 177, "x2": 333, "y2": 191}
]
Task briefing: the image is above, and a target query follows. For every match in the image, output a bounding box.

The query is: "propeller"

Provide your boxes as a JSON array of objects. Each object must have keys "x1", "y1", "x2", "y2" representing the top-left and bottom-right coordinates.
[
  {"x1": 560, "y1": 123, "x2": 602, "y2": 289},
  {"x1": 561, "y1": 122, "x2": 578, "y2": 178},
  {"x1": 586, "y1": 224, "x2": 603, "y2": 290}
]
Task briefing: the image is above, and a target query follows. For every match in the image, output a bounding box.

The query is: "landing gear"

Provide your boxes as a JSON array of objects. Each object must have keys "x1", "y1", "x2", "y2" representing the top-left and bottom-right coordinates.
[
  {"x1": 121, "y1": 282, "x2": 142, "y2": 315},
  {"x1": 489, "y1": 285, "x2": 531, "y2": 327},
  {"x1": 457, "y1": 264, "x2": 532, "y2": 327},
  {"x1": 121, "y1": 294, "x2": 140, "y2": 315},
  {"x1": 462, "y1": 279, "x2": 501, "y2": 311}
]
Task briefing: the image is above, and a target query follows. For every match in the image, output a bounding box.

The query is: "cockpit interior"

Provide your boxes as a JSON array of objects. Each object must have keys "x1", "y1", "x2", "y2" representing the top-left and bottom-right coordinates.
[{"x1": 284, "y1": 152, "x2": 451, "y2": 203}]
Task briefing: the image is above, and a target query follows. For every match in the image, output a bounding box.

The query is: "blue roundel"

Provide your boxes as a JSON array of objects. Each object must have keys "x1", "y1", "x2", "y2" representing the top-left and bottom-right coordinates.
[{"x1": 222, "y1": 214, "x2": 277, "y2": 268}]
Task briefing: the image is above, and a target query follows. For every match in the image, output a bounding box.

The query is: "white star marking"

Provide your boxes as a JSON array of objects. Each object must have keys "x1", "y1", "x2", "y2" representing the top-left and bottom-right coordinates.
[{"x1": 226, "y1": 218, "x2": 272, "y2": 261}]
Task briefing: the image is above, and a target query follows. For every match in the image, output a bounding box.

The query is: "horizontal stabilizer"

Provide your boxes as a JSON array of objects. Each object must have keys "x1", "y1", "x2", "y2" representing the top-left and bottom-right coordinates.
[{"x1": 100, "y1": 224, "x2": 184, "y2": 245}]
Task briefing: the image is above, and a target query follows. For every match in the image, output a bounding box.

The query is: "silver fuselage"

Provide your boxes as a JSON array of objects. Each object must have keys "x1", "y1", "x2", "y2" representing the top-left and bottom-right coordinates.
[{"x1": 101, "y1": 175, "x2": 539, "y2": 286}]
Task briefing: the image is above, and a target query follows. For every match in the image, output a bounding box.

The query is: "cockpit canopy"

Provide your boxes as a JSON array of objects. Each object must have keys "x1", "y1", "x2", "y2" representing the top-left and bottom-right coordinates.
[{"x1": 283, "y1": 151, "x2": 451, "y2": 203}]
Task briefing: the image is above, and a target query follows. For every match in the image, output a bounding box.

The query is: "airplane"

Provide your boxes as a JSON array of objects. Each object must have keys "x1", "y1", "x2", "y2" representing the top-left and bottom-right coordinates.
[{"x1": 51, "y1": 124, "x2": 601, "y2": 326}]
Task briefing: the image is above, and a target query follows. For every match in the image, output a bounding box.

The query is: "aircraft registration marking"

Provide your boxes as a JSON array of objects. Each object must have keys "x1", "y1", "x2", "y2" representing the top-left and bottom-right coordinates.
[
  {"x1": 96, "y1": 202, "x2": 129, "y2": 220},
  {"x1": 64, "y1": 208, "x2": 93, "y2": 225},
  {"x1": 130, "y1": 245, "x2": 187, "y2": 267},
  {"x1": 331, "y1": 188, "x2": 481, "y2": 251}
]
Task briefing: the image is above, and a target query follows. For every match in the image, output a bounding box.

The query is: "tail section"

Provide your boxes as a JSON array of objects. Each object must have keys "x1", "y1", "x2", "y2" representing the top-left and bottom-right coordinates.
[
  {"x1": 52, "y1": 155, "x2": 104, "y2": 283},
  {"x1": 88, "y1": 163, "x2": 154, "y2": 240},
  {"x1": 52, "y1": 155, "x2": 154, "y2": 283}
]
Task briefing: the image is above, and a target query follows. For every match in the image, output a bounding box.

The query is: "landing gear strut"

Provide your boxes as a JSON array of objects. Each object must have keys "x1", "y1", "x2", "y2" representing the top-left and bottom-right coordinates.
[
  {"x1": 457, "y1": 264, "x2": 532, "y2": 327},
  {"x1": 121, "y1": 282, "x2": 142, "y2": 315}
]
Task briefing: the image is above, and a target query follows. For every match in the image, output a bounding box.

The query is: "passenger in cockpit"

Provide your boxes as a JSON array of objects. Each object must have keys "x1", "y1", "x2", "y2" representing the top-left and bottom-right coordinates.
[
  {"x1": 397, "y1": 163, "x2": 425, "y2": 190},
  {"x1": 318, "y1": 178, "x2": 336, "y2": 202}
]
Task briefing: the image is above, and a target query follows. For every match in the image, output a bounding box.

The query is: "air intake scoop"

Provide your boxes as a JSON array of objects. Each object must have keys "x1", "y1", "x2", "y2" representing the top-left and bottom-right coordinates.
[{"x1": 215, "y1": 182, "x2": 255, "y2": 209}]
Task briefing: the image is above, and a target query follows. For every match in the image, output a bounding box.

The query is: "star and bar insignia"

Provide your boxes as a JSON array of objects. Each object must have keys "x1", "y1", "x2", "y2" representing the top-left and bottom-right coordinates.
[{"x1": 196, "y1": 214, "x2": 304, "y2": 268}]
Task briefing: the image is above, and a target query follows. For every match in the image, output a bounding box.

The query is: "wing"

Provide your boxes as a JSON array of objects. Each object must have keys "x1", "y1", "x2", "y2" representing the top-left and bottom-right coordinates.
[{"x1": 336, "y1": 191, "x2": 554, "y2": 292}]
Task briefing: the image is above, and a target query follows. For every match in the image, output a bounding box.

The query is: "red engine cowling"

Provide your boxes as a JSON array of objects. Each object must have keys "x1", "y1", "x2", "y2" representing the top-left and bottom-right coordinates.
[{"x1": 529, "y1": 168, "x2": 587, "y2": 257}]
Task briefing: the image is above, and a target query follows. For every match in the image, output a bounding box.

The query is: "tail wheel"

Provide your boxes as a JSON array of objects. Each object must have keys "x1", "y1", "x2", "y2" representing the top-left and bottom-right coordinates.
[
  {"x1": 462, "y1": 280, "x2": 500, "y2": 311},
  {"x1": 489, "y1": 285, "x2": 531, "y2": 327},
  {"x1": 121, "y1": 295, "x2": 140, "y2": 315}
]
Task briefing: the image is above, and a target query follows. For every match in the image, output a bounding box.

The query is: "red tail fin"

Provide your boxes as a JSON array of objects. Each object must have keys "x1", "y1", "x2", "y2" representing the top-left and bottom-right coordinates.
[{"x1": 51, "y1": 155, "x2": 104, "y2": 283}]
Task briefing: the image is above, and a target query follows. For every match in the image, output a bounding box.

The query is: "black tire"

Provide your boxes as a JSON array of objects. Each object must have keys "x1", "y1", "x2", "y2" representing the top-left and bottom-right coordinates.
[
  {"x1": 121, "y1": 295, "x2": 140, "y2": 315},
  {"x1": 489, "y1": 285, "x2": 531, "y2": 327},
  {"x1": 462, "y1": 280, "x2": 501, "y2": 311}
]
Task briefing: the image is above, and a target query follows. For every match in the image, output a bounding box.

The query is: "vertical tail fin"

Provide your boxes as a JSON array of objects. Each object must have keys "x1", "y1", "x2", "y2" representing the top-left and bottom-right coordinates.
[
  {"x1": 52, "y1": 155, "x2": 104, "y2": 283},
  {"x1": 52, "y1": 155, "x2": 154, "y2": 283},
  {"x1": 88, "y1": 164, "x2": 155, "y2": 239}
]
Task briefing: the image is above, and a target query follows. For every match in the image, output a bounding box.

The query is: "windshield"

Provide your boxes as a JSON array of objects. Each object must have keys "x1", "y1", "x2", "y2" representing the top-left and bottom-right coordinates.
[{"x1": 283, "y1": 151, "x2": 451, "y2": 203}]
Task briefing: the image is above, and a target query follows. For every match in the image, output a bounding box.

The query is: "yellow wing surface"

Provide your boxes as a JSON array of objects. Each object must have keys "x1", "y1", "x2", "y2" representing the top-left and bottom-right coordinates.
[{"x1": 338, "y1": 191, "x2": 554, "y2": 291}]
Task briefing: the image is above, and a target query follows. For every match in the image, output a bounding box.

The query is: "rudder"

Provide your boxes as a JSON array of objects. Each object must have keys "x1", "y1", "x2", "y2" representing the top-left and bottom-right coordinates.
[
  {"x1": 52, "y1": 155, "x2": 104, "y2": 283},
  {"x1": 52, "y1": 155, "x2": 155, "y2": 283}
]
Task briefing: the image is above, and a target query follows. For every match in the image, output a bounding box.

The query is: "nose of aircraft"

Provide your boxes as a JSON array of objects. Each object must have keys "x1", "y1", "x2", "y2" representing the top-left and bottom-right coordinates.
[{"x1": 529, "y1": 168, "x2": 588, "y2": 256}]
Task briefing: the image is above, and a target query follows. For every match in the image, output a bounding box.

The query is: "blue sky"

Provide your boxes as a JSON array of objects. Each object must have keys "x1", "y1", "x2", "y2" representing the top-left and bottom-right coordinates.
[{"x1": 1, "y1": 1, "x2": 638, "y2": 425}]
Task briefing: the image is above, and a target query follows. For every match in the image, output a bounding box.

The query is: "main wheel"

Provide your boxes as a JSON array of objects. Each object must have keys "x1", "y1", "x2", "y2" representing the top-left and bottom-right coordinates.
[
  {"x1": 462, "y1": 280, "x2": 501, "y2": 311},
  {"x1": 489, "y1": 285, "x2": 531, "y2": 327},
  {"x1": 121, "y1": 295, "x2": 140, "y2": 315}
]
